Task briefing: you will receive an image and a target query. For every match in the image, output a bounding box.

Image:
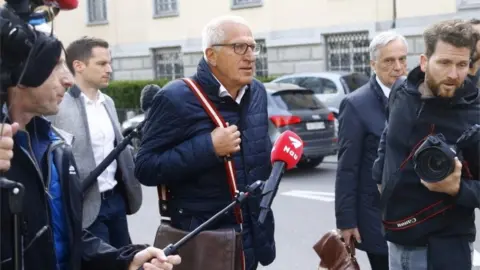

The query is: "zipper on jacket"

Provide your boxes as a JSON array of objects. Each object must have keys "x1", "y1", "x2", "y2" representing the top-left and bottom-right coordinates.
[
  {"x1": 22, "y1": 132, "x2": 49, "y2": 198},
  {"x1": 22, "y1": 131, "x2": 65, "y2": 265},
  {"x1": 45, "y1": 140, "x2": 64, "y2": 263}
]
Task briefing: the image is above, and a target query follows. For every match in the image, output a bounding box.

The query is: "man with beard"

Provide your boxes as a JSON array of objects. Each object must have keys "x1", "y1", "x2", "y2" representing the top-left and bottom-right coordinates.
[{"x1": 373, "y1": 19, "x2": 480, "y2": 269}]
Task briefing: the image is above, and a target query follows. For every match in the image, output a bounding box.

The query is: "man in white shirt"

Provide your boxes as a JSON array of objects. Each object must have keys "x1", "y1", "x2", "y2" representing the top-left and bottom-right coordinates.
[
  {"x1": 335, "y1": 30, "x2": 408, "y2": 270},
  {"x1": 49, "y1": 37, "x2": 142, "y2": 248}
]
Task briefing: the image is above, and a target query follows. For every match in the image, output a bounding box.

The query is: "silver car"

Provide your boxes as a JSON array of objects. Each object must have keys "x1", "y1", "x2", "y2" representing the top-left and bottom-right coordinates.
[{"x1": 271, "y1": 71, "x2": 369, "y2": 116}]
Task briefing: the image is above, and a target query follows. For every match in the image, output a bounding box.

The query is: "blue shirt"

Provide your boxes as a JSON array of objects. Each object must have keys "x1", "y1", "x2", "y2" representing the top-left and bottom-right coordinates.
[{"x1": 16, "y1": 118, "x2": 70, "y2": 270}]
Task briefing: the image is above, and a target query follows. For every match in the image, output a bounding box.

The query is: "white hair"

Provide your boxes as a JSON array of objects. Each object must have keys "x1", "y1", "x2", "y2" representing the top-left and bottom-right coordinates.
[
  {"x1": 369, "y1": 30, "x2": 408, "y2": 60},
  {"x1": 201, "y1": 15, "x2": 252, "y2": 59}
]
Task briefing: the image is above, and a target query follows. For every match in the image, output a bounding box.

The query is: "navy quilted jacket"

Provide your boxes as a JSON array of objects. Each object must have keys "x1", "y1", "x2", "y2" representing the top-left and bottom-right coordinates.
[{"x1": 135, "y1": 58, "x2": 276, "y2": 267}]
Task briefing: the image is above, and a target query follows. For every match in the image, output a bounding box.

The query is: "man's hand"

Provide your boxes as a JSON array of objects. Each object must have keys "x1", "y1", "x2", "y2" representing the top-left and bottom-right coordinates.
[
  {"x1": 211, "y1": 123, "x2": 241, "y2": 156},
  {"x1": 129, "y1": 247, "x2": 181, "y2": 270},
  {"x1": 340, "y1": 228, "x2": 361, "y2": 247},
  {"x1": 421, "y1": 157, "x2": 462, "y2": 196},
  {"x1": 0, "y1": 123, "x2": 19, "y2": 172}
]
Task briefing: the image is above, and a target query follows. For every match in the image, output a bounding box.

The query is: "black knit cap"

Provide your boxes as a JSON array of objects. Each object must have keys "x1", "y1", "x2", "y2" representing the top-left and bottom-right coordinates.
[{"x1": 1, "y1": 27, "x2": 62, "y2": 88}]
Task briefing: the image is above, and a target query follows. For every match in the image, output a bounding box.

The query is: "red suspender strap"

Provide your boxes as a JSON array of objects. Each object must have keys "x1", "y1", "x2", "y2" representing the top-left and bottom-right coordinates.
[
  {"x1": 181, "y1": 78, "x2": 244, "y2": 226},
  {"x1": 157, "y1": 78, "x2": 244, "y2": 223},
  {"x1": 156, "y1": 78, "x2": 246, "y2": 270}
]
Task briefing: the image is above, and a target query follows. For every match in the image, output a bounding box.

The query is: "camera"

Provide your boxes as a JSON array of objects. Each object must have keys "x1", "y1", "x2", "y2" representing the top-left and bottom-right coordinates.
[{"x1": 413, "y1": 124, "x2": 480, "y2": 183}]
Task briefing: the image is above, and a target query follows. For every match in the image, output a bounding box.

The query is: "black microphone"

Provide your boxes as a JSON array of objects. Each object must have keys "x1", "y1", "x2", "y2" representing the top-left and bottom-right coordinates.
[
  {"x1": 140, "y1": 84, "x2": 161, "y2": 113},
  {"x1": 258, "y1": 130, "x2": 304, "y2": 224}
]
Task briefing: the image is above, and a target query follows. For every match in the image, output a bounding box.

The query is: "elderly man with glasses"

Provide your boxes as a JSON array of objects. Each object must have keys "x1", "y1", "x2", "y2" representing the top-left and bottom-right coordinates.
[{"x1": 135, "y1": 15, "x2": 276, "y2": 270}]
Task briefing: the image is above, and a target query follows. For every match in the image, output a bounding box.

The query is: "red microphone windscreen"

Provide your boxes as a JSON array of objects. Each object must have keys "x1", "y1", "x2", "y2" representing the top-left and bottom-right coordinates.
[
  {"x1": 270, "y1": 130, "x2": 304, "y2": 170},
  {"x1": 44, "y1": 0, "x2": 78, "y2": 10}
]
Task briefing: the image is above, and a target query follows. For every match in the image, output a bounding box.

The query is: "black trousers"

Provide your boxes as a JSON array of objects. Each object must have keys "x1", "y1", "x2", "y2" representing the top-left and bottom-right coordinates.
[{"x1": 367, "y1": 252, "x2": 389, "y2": 270}]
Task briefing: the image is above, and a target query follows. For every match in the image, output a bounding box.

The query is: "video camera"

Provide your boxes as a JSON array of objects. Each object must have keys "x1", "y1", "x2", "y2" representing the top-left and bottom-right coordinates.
[
  {"x1": 413, "y1": 124, "x2": 480, "y2": 183},
  {"x1": 0, "y1": 0, "x2": 77, "y2": 89}
]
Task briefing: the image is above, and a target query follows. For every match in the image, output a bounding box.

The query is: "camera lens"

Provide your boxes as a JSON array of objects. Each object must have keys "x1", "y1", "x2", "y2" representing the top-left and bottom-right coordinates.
[
  {"x1": 427, "y1": 152, "x2": 449, "y2": 172},
  {"x1": 415, "y1": 147, "x2": 454, "y2": 183}
]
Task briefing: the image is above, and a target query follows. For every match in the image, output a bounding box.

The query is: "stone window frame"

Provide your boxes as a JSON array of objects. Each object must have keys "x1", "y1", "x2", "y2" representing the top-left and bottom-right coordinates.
[
  {"x1": 153, "y1": 0, "x2": 179, "y2": 18},
  {"x1": 231, "y1": 0, "x2": 263, "y2": 10},
  {"x1": 87, "y1": 0, "x2": 108, "y2": 25},
  {"x1": 152, "y1": 47, "x2": 185, "y2": 81}
]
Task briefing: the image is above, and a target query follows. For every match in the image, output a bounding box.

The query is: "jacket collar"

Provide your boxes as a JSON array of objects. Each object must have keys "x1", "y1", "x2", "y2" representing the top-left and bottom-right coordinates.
[
  {"x1": 369, "y1": 74, "x2": 388, "y2": 109},
  {"x1": 193, "y1": 57, "x2": 251, "y2": 102},
  {"x1": 68, "y1": 85, "x2": 82, "y2": 98}
]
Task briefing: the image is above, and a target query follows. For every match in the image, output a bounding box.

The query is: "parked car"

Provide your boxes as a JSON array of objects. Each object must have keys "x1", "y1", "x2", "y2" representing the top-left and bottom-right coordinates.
[
  {"x1": 121, "y1": 113, "x2": 145, "y2": 152},
  {"x1": 265, "y1": 82, "x2": 337, "y2": 168},
  {"x1": 271, "y1": 71, "x2": 369, "y2": 116},
  {"x1": 121, "y1": 82, "x2": 337, "y2": 169}
]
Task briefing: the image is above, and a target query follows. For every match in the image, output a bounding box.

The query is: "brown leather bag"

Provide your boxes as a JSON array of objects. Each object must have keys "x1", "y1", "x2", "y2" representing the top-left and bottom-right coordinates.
[
  {"x1": 152, "y1": 77, "x2": 246, "y2": 270},
  {"x1": 153, "y1": 222, "x2": 244, "y2": 270},
  {"x1": 313, "y1": 229, "x2": 360, "y2": 270}
]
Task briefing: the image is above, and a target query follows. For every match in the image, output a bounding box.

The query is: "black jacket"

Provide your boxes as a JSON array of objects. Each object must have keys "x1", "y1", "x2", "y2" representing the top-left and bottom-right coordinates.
[
  {"x1": 373, "y1": 66, "x2": 480, "y2": 247},
  {"x1": 335, "y1": 75, "x2": 388, "y2": 255},
  {"x1": 0, "y1": 116, "x2": 147, "y2": 270}
]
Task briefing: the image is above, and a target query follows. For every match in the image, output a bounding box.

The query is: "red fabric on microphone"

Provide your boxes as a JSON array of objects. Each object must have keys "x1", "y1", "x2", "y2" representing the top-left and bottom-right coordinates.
[
  {"x1": 270, "y1": 130, "x2": 304, "y2": 170},
  {"x1": 44, "y1": 0, "x2": 78, "y2": 10}
]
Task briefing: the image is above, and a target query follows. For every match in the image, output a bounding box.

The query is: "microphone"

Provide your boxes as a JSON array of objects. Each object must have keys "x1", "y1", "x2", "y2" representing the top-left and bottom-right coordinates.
[
  {"x1": 43, "y1": 0, "x2": 79, "y2": 10},
  {"x1": 258, "y1": 130, "x2": 304, "y2": 224},
  {"x1": 140, "y1": 84, "x2": 161, "y2": 113}
]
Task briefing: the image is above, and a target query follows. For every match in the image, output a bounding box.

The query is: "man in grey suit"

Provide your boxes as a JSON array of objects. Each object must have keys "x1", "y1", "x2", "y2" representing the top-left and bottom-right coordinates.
[{"x1": 48, "y1": 37, "x2": 142, "y2": 248}]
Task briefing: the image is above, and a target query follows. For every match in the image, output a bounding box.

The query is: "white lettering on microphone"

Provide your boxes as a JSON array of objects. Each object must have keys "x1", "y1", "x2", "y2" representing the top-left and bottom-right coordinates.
[
  {"x1": 283, "y1": 145, "x2": 299, "y2": 161},
  {"x1": 396, "y1": 218, "x2": 417, "y2": 228}
]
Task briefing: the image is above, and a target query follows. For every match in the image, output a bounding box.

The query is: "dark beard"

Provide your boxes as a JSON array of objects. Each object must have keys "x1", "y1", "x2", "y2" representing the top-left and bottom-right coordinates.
[{"x1": 424, "y1": 72, "x2": 441, "y2": 97}]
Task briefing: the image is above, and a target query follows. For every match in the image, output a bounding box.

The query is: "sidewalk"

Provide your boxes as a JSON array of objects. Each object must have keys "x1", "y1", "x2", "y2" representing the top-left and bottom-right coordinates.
[{"x1": 324, "y1": 155, "x2": 337, "y2": 163}]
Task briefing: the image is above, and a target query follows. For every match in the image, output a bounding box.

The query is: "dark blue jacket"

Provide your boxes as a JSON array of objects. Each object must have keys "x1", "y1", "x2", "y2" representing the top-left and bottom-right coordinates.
[
  {"x1": 0, "y1": 115, "x2": 148, "y2": 270},
  {"x1": 372, "y1": 66, "x2": 480, "y2": 246},
  {"x1": 335, "y1": 75, "x2": 388, "y2": 255},
  {"x1": 135, "y1": 58, "x2": 275, "y2": 267}
]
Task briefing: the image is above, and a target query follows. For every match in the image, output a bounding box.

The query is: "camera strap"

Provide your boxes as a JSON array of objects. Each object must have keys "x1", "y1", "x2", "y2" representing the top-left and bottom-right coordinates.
[
  {"x1": 382, "y1": 199, "x2": 453, "y2": 230},
  {"x1": 156, "y1": 78, "x2": 245, "y2": 223}
]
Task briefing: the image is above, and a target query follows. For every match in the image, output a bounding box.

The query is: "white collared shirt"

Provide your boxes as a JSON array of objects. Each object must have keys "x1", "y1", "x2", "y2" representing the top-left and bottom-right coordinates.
[
  {"x1": 212, "y1": 75, "x2": 247, "y2": 104},
  {"x1": 376, "y1": 76, "x2": 391, "y2": 98},
  {"x1": 81, "y1": 91, "x2": 118, "y2": 193}
]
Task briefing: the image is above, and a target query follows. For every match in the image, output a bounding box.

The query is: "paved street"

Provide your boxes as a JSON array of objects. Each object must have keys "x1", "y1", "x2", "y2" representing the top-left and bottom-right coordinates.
[{"x1": 128, "y1": 155, "x2": 480, "y2": 269}]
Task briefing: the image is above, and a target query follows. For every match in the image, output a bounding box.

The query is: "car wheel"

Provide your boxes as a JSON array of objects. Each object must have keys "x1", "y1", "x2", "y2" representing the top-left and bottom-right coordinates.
[{"x1": 297, "y1": 157, "x2": 324, "y2": 169}]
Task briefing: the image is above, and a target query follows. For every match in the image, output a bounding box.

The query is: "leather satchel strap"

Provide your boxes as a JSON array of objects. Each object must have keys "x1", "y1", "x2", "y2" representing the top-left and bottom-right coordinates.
[{"x1": 157, "y1": 77, "x2": 244, "y2": 226}]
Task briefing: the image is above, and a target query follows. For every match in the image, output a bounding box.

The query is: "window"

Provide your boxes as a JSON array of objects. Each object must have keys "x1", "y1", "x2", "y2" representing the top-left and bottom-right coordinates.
[
  {"x1": 152, "y1": 47, "x2": 184, "y2": 80},
  {"x1": 87, "y1": 0, "x2": 107, "y2": 23},
  {"x1": 457, "y1": 0, "x2": 480, "y2": 9},
  {"x1": 340, "y1": 73, "x2": 370, "y2": 93},
  {"x1": 324, "y1": 32, "x2": 371, "y2": 76},
  {"x1": 296, "y1": 77, "x2": 323, "y2": 94},
  {"x1": 154, "y1": 0, "x2": 178, "y2": 17},
  {"x1": 321, "y1": 79, "x2": 337, "y2": 94},
  {"x1": 277, "y1": 77, "x2": 338, "y2": 94},
  {"x1": 232, "y1": 0, "x2": 263, "y2": 9},
  {"x1": 255, "y1": 39, "x2": 268, "y2": 77},
  {"x1": 271, "y1": 91, "x2": 326, "y2": 111}
]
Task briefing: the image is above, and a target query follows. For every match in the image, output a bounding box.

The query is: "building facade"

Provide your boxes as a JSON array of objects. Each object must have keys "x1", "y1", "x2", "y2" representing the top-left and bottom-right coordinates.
[{"x1": 46, "y1": 0, "x2": 480, "y2": 80}]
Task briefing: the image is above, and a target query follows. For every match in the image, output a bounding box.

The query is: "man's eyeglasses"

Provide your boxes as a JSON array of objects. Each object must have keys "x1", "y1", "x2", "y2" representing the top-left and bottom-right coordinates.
[{"x1": 212, "y1": 43, "x2": 261, "y2": 55}]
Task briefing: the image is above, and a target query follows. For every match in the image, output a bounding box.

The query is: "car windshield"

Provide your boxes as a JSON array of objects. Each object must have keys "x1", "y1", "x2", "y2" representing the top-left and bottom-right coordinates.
[
  {"x1": 340, "y1": 73, "x2": 370, "y2": 93},
  {"x1": 271, "y1": 90, "x2": 326, "y2": 110}
]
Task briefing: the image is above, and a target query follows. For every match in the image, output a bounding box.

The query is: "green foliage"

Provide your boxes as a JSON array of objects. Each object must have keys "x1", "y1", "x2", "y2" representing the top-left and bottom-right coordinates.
[{"x1": 102, "y1": 76, "x2": 278, "y2": 108}]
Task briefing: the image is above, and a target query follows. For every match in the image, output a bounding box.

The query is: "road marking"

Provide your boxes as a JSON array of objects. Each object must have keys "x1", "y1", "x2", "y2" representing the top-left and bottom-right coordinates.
[
  {"x1": 281, "y1": 190, "x2": 335, "y2": 202},
  {"x1": 474, "y1": 249, "x2": 480, "y2": 266}
]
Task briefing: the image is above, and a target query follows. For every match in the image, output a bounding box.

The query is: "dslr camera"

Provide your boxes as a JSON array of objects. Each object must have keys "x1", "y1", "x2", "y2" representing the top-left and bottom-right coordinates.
[{"x1": 413, "y1": 124, "x2": 480, "y2": 183}]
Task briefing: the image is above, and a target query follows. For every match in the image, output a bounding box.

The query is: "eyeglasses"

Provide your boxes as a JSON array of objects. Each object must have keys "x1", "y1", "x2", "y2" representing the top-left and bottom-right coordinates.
[{"x1": 212, "y1": 43, "x2": 261, "y2": 55}]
